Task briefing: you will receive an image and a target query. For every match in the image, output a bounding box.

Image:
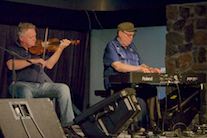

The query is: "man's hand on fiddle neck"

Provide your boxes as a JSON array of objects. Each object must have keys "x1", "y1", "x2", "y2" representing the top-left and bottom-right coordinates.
[{"x1": 58, "y1": 39, "x2": 71, "y2": 51}]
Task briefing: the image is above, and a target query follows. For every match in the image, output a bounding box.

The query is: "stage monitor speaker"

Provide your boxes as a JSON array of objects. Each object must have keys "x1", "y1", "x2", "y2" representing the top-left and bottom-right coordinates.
[
  {"x1": 160, "y1": 86, "x2": 201, "y2": 131},
  {"x1": 0, "y1": 98, "x2": 65, "y2": 138},
  {"x1": 74, "y1": 88, "x2": 141, "y2": 138}
]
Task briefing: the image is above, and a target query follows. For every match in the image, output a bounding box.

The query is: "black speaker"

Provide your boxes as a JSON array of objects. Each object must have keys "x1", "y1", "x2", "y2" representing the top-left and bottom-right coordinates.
[
  {"x1": 74, "y1": 88, "x2": 141, "y2": 138},
  {"x1": 160, "y1": 85, "x2": 201, "y2": 131},
  {"x1": 0, "y1": 98, "x2": 65, "y2": 138}
]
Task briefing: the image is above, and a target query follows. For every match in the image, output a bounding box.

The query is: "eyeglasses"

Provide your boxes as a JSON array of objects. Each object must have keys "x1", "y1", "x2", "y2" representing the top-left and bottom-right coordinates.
[{"x1": 122, "y1": 31, "x2": 135, "y2": 37}]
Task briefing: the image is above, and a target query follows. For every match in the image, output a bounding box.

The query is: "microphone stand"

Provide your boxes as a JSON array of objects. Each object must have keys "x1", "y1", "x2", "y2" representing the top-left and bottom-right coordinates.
[
  {"x1": 0, "y1": 46, "x2": 33, "y2": 98},
  {"x1": 11, "y1": 54, "x2": 16, "y2": 98}
]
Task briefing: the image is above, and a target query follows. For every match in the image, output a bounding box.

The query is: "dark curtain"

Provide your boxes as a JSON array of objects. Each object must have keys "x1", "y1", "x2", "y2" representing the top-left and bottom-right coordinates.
[{"x1": 0, "y1": 24, "x2": 90, "y2": 112}]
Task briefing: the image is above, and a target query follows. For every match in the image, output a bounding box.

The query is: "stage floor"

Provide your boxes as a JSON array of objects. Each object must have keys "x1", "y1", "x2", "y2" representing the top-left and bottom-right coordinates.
[{"x1": 70, "y1": 125, "x2": 207, "y2": 138}]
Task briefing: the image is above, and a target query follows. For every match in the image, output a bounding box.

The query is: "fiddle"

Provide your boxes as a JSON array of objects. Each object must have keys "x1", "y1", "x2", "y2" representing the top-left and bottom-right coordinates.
[{"x1": 29, "y1": 38, "x2": 80, "y2": 56}]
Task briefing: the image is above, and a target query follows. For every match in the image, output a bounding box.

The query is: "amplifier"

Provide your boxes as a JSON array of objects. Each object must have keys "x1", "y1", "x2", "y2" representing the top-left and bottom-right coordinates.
[
  {"x1": 74, "y1": 88, "x2": 141, "y2": 138},
  {"x1": 0, "y1": 98, "x2": 65, "y2": 138}
]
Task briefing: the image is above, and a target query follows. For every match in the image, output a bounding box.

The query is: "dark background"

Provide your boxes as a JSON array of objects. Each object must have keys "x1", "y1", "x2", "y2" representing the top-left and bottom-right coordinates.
[
  {"x1": 0, "y1": 0, "x2": 205, "y2": 112},
  {"x1": 1, "y1": 0, "x2": 205, "y2": 30}
]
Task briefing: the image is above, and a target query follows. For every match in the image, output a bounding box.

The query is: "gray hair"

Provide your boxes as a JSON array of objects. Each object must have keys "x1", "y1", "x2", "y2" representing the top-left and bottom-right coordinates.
[{"x1": 17, "y1": 22, "x2": 36, "y2": 36}]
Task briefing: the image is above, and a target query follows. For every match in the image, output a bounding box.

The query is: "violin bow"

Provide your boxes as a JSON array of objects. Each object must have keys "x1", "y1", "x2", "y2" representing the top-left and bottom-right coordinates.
[{"x1": 42, "y1": 27, "x2": 49, "y2": 60}]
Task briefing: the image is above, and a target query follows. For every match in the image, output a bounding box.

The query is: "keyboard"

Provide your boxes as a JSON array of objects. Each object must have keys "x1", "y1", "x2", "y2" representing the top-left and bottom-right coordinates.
[{"x1": 108, "y1": 72, "x2": 206, "y2": 85}]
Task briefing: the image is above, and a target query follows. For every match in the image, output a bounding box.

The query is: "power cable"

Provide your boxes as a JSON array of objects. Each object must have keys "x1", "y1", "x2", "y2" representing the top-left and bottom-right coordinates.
[{"x1": 92, "y1": 11, "x2": 104, "y2": 29}]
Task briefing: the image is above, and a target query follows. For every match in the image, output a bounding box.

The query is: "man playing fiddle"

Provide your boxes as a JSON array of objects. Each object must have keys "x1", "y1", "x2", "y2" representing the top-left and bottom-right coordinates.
[{"x1": 5, "y1": 22, "x2": 80, "y2": 137}]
